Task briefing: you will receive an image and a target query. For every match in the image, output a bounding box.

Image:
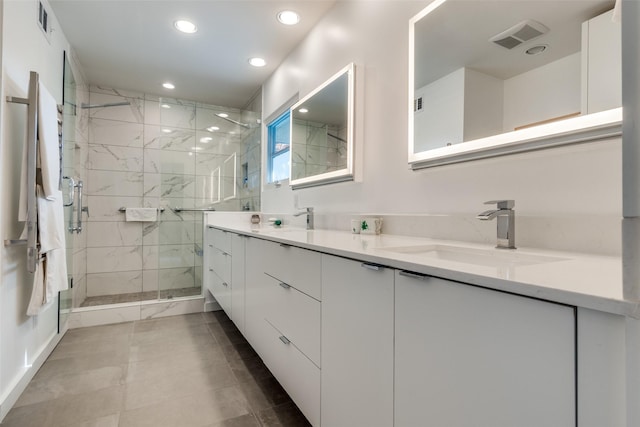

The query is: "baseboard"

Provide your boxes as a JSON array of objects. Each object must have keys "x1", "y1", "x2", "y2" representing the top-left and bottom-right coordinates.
[{"x1": 0, "y1": 329, "x2": 64, "y2": 423}]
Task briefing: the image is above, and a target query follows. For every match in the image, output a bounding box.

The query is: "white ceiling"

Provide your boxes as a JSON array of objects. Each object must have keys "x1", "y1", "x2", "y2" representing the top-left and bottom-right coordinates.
[{"x1": 50, "y1": 0, "x2": 336, "y2": 108}]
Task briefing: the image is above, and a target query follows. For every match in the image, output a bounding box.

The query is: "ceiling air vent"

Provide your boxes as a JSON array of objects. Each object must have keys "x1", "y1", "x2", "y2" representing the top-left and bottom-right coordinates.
[{"x1": 489, "y1": 19, "x2": 549, "y2": 50}]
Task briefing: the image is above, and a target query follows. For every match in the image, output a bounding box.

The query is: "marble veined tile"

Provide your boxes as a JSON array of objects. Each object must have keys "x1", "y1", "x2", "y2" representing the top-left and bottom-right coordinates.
[
  {"x1": 161, "y1": 174, "x2": 196, "y2": 198},
  {"x1": 86, "y1": 221, "x2": 143, "y2": 248},
  {"x1": 86, "y1": 270, "x2": 143, "y2": 297},
  {"x1": 151, "y1": 221, "x2": 196, "y2": 245},
  {"x1": 159, "y1": 102, "x2": 196, "y2": 130},
  {"x1": 139, "y1": 299, "x2": 206, "y2": 321},
  {"x1": 89, "y1": 118, "x2": 144, "y2": 148},
  {"x1": 87, "y1": 246, "x2": 143, "y2": 274},
  {"x1": 148, "y1": 267, "x2": 196, "y2": 291},
  {"x1": 157, "y1": 244, "x2": 196, "y2": 269},
  {"x1": 86, "y1": 196, "x2": 144, "y2": 221},
  {"x1": 144, "y1": 125, "x2": 196, "y2": 151},
  {"x1": 87, "y1": 144, "x2": 143, "y2": 172},
  {"x1": 87, "y1": 170, "x2": 143, "y2": 197},
  {"x1": 160, "y1": 150, "x2": 196, "y2": 175},
  {"x1": 143, "y1": 148, "x2": 160, "y2": 174},
  {"x1": 89, "y1": 92, "x2": 144, "y2": 123},
  {"x1": 90, "y1": 85, "x2": 144, "y2": 99},
  {"x1": 195, "y1": 153, "x2": 226, "y2": 176},
  {"x1": 143, "y1": 173, "x2": 161, "y2": 198}
]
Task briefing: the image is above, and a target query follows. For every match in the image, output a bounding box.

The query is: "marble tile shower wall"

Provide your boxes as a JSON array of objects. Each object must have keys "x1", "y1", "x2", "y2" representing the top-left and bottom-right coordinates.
[
  {"x1": 84, "y1": 86, "x2": 260, "y2": 300},
  {"x1": 291, "y1": 119, "x2": 347, "y2": 180}
]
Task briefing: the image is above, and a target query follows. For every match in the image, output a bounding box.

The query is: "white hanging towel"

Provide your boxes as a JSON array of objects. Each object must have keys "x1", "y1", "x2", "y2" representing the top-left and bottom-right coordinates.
[
  {"x1": 26, "y1": 186, "x2": 68, "y2": 316},
  {"x1": 37, "y1": 81, "x2": 60, "y2": 199},
  {"x1": 125, "y1": 207, "x2": 158, "y2": 222},
  {"x1": 18, "y1": 81, "x2": 60, "y2": 222}
]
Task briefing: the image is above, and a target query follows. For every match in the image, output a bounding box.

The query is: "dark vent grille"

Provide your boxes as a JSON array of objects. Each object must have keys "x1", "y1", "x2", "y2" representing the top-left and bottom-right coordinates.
[{"x1": 414, "y1": 97, "x2": 423, "y2": 112}]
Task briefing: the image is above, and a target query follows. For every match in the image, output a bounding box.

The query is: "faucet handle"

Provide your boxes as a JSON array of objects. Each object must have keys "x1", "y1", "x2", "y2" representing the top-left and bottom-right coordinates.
[{"x1": 484, "y1": 200, "x2": 515, "y2": 209}]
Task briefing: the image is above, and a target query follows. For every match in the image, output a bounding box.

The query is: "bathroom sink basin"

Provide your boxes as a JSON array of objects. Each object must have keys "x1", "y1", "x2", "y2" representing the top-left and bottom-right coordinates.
[{"x1": 378, "y1": 244, "x2": 567, "y2": 268}]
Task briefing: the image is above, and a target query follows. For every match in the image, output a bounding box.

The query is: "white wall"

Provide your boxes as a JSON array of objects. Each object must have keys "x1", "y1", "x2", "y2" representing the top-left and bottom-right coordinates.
[
  {"x1": 0, "y1": 0, "x2": 70, "y2": 420},
  {"x1": 262, "y1": 1, "x2": 621, "y2": 221}
]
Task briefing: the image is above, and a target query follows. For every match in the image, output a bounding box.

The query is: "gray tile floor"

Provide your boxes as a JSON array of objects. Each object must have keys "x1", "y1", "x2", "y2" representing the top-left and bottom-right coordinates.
[{"x1": 1, "y1": 312, "x2": 311, "y2": 427}]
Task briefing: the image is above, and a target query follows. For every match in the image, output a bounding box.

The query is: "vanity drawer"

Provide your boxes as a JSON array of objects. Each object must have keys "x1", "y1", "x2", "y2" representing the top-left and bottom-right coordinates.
[
  {"x1": 207, "y1": 226, "x2": 232, "y2": 254},
  {"x1": 262, "y1": 272, "x2": 320, "y2": 366},
  {"x1": 259, "y1": 319, "x2": 320, "y2": 427},
  {"x1": 208, "y1": 269, "x2": 231, "y2": 315},
  {"x1": 209, "y1": 247, "x2": 231, "y2": 284},
  {"x1": 260, "y1": 240, "x2": 322, "y2": 301}
]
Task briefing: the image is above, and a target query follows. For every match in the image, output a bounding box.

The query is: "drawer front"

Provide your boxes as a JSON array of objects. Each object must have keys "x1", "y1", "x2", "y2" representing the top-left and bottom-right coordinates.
[
  {"x1": 207, "y1": 226, "x2": 232, "y2": 254},
  {"x1": 261, "y1": 240, "x2": 321, "y2": 300},
  {"x1": 208, "y1": 269, "x2": 231, "y2": 315},
  {"x1": 259, "y1": 319, "x2": 320, "y2": 427},
  {"x1": 263, "y1": 273, "x2": 321, "y2": 366},
  {"x1": 209, "y1": 247, "x2": 231, "y2": 284}
]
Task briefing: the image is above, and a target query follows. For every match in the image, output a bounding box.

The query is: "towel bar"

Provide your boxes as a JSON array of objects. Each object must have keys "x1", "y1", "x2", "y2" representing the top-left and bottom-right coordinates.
[{"x1": 118, "y1": 207, "x2": 165, "y2": 212}]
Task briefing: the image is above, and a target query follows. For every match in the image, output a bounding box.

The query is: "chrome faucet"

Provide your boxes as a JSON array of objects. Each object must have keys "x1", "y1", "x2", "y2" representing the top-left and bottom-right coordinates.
[
  {"x1": 294, "y1": 207, "x2": 314, "y2": 230},
  {"x1": 477, "y1": 200, "x2": 516, "y2": 249}
]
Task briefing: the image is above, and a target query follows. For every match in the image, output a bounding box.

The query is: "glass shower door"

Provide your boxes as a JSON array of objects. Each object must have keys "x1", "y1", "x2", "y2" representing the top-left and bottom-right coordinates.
[{"x1": 59, "y1": 52, "x2": 75, "y2": 330}]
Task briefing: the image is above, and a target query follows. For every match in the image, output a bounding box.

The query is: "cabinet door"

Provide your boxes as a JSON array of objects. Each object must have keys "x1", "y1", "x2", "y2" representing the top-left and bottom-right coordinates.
[
  {"x1": 321, "y1": 255, "x2": 394, "y2": 427},
  {"x1": 230, "y1": 234, "x2": 246, "y2": 334},
  {"x1": 395, "y1": 271, "x2": 576, "y2": 427}
]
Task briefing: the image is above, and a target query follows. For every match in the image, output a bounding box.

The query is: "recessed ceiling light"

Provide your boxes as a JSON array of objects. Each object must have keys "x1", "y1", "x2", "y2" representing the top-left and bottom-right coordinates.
[
  {"x1": 207, "y1": 126, "x2": 220, "y2": 132},
  {"x1": 248, "y1": 57, "x2": 266, "y2": 67},
  {"x1": 525, "y1": 44, "x2": 548, "y2": 55},
  {"x1": 277, "y1": 10, "x2": 300, "y2": 25},
  {"x1": 217, "y1": 113, "x2": 229, "y2": 118},
  {"x1": 162, "y1": 82, "x2": 175, "y2": 90},
  {"x1": 161, "y1": 104, "x2": 171, "y2": 109},
  {"x1": 174, "y1": 20, "x2": 197, "y2": 34},
  {"x1": 162, "y1": 128, "x2": 173, "y2": 133},
  {"x1": 200, "y1": 137, "x2": 212, "y2": 143},
  {"x1": 298, "y1": 108, "x2": 308, "y2": 113}
]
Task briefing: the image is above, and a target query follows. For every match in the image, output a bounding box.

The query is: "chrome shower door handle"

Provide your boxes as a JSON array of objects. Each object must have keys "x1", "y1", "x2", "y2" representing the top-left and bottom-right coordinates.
[
  {"x1": 75, "y1": 180, "x2": 84, "y2": 233},
  {"x1": 62, "y1": 176, "x2": 75, "y2": 207}
]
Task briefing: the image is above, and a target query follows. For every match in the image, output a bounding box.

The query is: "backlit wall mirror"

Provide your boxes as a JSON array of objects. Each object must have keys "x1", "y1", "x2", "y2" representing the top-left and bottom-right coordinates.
[
  {"x1": 409, "y1": 0, "x2": 622, "y2": 169},
  {"x1": 290, "y1": 63, "x2": 355, "y2": 189}
]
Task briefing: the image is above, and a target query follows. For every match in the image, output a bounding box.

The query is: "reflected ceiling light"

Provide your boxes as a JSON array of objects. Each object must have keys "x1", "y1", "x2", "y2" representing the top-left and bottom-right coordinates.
[
  {"x1": 161, "y1": 104, "x2": 171, "y2": 109},
  {"x1": 191, "y1": 146, "x2": 203, "y2": 151},
  {"x1": 277, "y1": 10, "x2": 300, "y2": 25},
  {"x1": 207, "y1": 126, "x2": 220, "y2": 132},
  {"x1": 162, "y1": 128, "x2": 172, "y2": 133},
  {"x1": 298, "y1": 108, "x2": 308, "y2": 113},
  {"x1": 162, "y1": 82, "x2": 175, "y2": 89},
  {"x1": 249, "y1": 57, "x2": 266, "y2": 67},
  {"x1": 217, "y1": 113, "x2": 229, "y2": 118},
  {"x1": 174, "y1": 20, "x2": 197, "y2": 34},
  {"x1": 200, "y1": 137, "x2": 213, "y2": 143}
]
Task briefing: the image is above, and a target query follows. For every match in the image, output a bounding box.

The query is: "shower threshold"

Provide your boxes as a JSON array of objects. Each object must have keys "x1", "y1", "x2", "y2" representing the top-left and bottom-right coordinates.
[{"x1": 80, "y1": 287, "x2": 201, "y2": 307}]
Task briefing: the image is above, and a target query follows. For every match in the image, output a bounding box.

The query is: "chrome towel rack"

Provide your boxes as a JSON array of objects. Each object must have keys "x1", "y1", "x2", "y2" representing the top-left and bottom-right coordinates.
[
  {"x1": 118, "y1": 207, "x2": 165, "y2": 212},
  {"x1": 4, "y1": 71, "x2": 40, "y2": 273}
]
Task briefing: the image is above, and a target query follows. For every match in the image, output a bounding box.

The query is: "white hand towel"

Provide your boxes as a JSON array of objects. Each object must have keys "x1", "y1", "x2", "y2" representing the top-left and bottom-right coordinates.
[
  {"x1": 38, "y1": 82, "x2": 61, "y2": 199},
  {"x1": 37, "y1": 188, "x2": 66, "y2": 253},
  {"x1": 125, "y1": 207, "x2": 158, "y2": 222}
]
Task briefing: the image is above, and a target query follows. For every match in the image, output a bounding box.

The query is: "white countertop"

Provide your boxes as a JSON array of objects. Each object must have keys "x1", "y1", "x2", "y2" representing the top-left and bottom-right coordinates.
[{"x1": 205, "y1": 214, "x2": 639, "y2": 318}]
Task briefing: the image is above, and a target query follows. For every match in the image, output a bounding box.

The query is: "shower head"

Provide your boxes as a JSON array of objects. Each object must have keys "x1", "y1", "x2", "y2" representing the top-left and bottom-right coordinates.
[
  {"x1": 81, "y1": 101, "x2": 131, "y2": 109},
  {"x1": 216, "y1": 114, "x2": 250, "y2": 129}
]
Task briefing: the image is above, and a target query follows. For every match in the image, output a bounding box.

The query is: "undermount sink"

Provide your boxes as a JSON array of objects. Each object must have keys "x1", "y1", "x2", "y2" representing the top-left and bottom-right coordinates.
[{"x1": 378, "y1": 244, "x2": 567, "y2": 268}]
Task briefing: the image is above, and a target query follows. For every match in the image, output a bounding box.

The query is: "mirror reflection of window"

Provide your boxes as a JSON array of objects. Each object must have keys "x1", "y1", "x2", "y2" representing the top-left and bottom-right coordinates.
[{"x1": 267, "y1": 110, "x2": 291, "y2": 183}]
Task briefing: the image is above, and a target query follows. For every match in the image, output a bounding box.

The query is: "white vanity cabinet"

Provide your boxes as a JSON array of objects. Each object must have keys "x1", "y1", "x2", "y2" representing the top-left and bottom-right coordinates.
[
  {"x1": 244, "y1": 237, "x2": 321, "y2": 426},
  {"x1": 205, "y1": 226, "x2": 232, "y2": 315},
  {"x1": 394, "y1": 270, "x2": 576, "y2": 427},
  {"x1": 230, "y1": 233, "x2": 246, "y2": 334},
  {"x1": 321, "y1": 255, "x2": 394, "y2": 427}
]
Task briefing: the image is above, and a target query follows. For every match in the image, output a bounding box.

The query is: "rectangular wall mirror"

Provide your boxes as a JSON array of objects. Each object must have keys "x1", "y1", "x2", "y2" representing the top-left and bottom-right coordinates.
[
  {"x1": 409, "y1": 0, "x2": 622, "y2": 169},
  {"x1": 290, "y1": 63, "x2": 355, "y2": 189}
]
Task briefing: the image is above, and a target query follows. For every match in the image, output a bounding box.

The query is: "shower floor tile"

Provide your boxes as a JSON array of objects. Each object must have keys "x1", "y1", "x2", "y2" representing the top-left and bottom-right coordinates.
[
  {"x1": 2, "y1": 312, "x2": 310, "y2": 427},
  {"x1": 80, "y1": 286, "x2": 202, "y2": 307}
]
